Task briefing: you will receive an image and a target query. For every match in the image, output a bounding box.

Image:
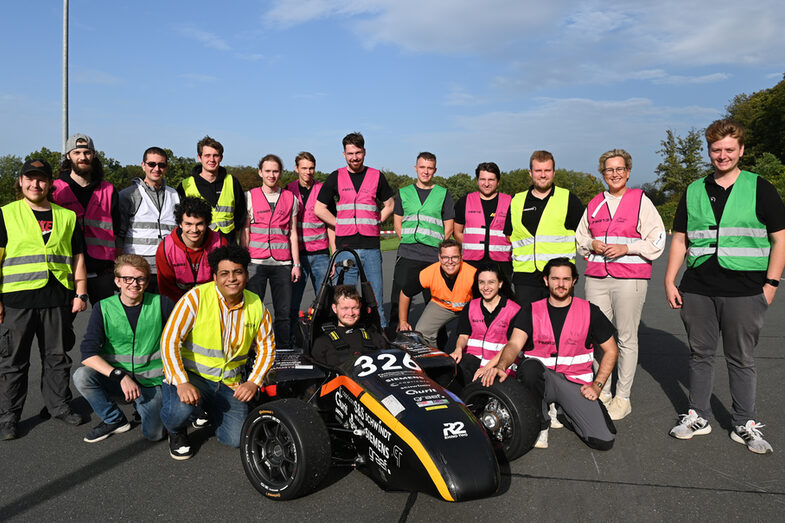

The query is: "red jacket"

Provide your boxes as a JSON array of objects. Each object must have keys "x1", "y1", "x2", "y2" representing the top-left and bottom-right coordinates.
[{"x1": 155, "y1": 228, "x2": 227, "y2": 303}]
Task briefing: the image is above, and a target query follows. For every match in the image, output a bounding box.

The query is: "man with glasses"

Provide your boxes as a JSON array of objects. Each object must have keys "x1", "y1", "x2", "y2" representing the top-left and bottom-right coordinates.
[
  {"x1": 118, "y1": 147, "x2": 180, "y2": 294},
  {"x1": 398, "y1": 238, "x2": 476, "y2": 348},
  {"x1": 73, "y1": 255, "x2": 175, "y2": 443}
]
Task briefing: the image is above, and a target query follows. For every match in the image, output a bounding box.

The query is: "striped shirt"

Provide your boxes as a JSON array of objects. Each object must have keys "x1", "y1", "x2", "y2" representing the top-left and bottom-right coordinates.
[{"x1": 161, "y1": 285, "x2": 275, "y2": 389}]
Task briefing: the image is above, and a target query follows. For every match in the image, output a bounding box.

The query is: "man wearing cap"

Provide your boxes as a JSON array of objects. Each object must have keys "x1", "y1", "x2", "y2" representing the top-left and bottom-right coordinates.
[
  {"x1": 53, "y1": 134, "x2": 120, "y2": 304},
  {"x1": 0, "y1": 159, "x2": 88, "y2": 440},
  {"x1": 118, "y1": 147, "x2": 180, "y2": 294},
  {"x1": 176, "y1": 136, "x2": 246, "y2": 245}
]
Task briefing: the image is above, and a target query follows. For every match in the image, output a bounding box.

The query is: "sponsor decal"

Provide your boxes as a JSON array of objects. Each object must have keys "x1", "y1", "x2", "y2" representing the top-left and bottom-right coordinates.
[
  {"x1": 443, "y1": 421, "x2": 468, "y2": 439},
  {"x1": 416, "y1": 398, "x2": 449, "y2": 408},
  {"x1": 392, "y1": 445, "x2": 403, "y2": 467},
  {"x1": 425, "y1": 405, "x2": 448, "y2": 411},
  {"x1": 381, "y1": 394, "x2": 405, "y2": 417}
]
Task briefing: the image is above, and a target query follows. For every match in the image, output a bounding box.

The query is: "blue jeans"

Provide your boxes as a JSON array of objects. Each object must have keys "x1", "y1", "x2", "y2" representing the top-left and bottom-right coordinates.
[
  {"x1": 333, "y1": 248, "x2": 386, "y2": 327},
  {"x1": 73, "y1": 366, "x2": 165, "y2": 441},
  {"x1": 160, "y1": 372, "x2": 249, "y2": 448},
  {"x1": 290, "y1": 252, "x2": 330, "y2": 344}
]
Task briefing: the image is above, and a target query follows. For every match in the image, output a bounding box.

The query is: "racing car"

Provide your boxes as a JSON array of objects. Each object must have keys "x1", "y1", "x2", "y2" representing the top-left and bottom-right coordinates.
[{"x1": 239, "y1": 249, "x2": 541, "y2": 501}]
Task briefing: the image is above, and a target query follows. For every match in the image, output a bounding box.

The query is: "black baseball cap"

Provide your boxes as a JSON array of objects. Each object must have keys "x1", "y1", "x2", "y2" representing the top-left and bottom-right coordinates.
[{"x1": 19, "y1": 158, "x2": 53, "y2": 179}]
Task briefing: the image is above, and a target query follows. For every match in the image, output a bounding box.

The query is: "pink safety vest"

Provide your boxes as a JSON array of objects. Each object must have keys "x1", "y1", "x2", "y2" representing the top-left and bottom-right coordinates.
[
  {"x1": 286, "y1": 180, "x2": 329, "y2": 252},
  {"x1": 466, "y1": 298, "x2": 521, "y2": 374},
  {"x1": 52, "y1": 179, "x2": 116, "y2": 261},
  {"x1": 335, "y1": 167, "x2": 381, "y2": 237},
  {"x1": 585, "y1": 188, "x2": 651, "y2": 279},
  {"x1": 462, "y1": 192, "x2": 512, "y2": 262},
  {"x1": 248, "y1": 187, "x2": 294, "y2": 261},
  {"x1": 525, "y1": 298, "x2": 594, "y2": 385},
  {"x1": 163, "y1": 229, "x2": 223, "y2": 290}
]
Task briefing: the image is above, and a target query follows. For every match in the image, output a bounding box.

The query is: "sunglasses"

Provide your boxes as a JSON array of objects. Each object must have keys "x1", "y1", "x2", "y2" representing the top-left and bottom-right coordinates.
[{"x1": 145, "y1": 162, "x2": 168, "y2": 170}]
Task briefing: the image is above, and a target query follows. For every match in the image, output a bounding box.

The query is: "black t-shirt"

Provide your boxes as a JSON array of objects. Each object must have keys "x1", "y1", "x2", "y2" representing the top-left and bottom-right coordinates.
[
  {"x1": 673, "y1": 174, "x2": 785, "y2": 297},
  {"x1": 317, "y1": 167, "x2": 395, "y2": 250},
  {"x1": 454, "y1": 193, "x2": 502, "y2": 263},
  {"x1": 56, "y1": 174, "x2": 120, "y2": 274},
  {"x1": 311, "y1": 326, "x2": 387, "y2": 367},
  {"x1": 394, "y1": 185, "x2": 455, "y2": 262},
  {"x1": 503, "y1": 187, "x2": 584, "y2": 286},
  {"x1": 514, "y1": 300, "x2": 615, "y2": 350},
  {"x1": 0, "y1": 207, "x2": 85, "y2": 308},
  {"x1": 456, "y1": 297, "x2": 520, "y2": 339}
]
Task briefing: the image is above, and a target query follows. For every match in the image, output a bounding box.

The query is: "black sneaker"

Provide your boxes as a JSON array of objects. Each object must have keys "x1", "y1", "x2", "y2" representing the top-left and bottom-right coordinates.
[
  {"x1": 191, "y1": 415, "x2": 211, "y2": 430},
  {"x1": 54, "y1": 409, "x2": 86, "y2": 426},
  {"x1": 84, "y1": 418, "x2": 132, "y2": 443},
  {"x1": 0, "y1": 422, "x2": 17, "y2": 441},
  {"x1": 169, "y1": 432, "x2": 193, "y2": 460}
]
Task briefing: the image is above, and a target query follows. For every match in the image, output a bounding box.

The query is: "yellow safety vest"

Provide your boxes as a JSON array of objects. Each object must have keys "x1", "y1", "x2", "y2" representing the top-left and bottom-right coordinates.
[
  {"x1": 509, "y1": 187, "x2": 576, "y2": 273},
  {"x1": 182, "y1": 174, "x2": 236, "y2": 234},
  {"x1": 0, "y1": 201, "x2": 75, "y2": 293},
  {"x1": 180, "y1": 281, "x2": 263, "y2": 385}
]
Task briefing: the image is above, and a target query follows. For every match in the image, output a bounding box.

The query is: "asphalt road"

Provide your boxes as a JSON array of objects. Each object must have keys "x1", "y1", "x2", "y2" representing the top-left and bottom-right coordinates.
[{"x1": 2, "y1": 242, "x2": 784, "y2": 521}]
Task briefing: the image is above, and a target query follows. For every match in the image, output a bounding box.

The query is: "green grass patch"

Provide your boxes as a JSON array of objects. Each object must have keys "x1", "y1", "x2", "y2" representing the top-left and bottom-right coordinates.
[{"x1": 380, "y1": 235, "x2": 400, "y2": 252}]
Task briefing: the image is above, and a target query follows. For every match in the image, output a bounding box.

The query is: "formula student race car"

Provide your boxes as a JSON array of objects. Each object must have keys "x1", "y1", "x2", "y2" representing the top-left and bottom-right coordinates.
[{"x1": 239, "y1": 249, "x2": 540, "y2": 501}]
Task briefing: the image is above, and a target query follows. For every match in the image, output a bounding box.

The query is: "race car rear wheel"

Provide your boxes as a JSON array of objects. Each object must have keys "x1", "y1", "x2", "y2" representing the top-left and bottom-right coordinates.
[
  {"x1": 241, "y1": 399, "x2": 331, "y2": 500},
  {"x1": 462, "y1": 379, "x2": 540, "y2": 461}
]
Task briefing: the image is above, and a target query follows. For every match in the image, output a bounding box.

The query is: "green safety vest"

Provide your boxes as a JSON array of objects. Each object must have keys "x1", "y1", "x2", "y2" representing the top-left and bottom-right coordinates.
[
  {"x1": 399, "y1": 184, "x2": 446, "y2": 247},
  {"x1": 100, "y1": 293, "x2": 164, "y2": 387},
  {"x1": 180, "y1": 281, "x2": 264, "y2": 386},
  {"x1": 0, "y1": 201, "x2": 75, "y2": 293},
  {"x1": 182, "y1": 174, "x2": 236, "y2": 234},
  {"x1": 509, "y1": 187, "x2": 576, "y2": 273},
  {"x1": 686, "y1": 170, "x2": 770, "y2": 271}
]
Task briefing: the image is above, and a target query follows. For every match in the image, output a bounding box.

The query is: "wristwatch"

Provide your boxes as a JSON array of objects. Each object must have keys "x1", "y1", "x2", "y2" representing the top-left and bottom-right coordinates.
[
  {"x1": 765, "y1": 278, "x2": 780, "y2": 287},
  {"x1": 594, "y1": 380, "x2": 604, "y2": 389},
  {"x1": 110, "y1": 369, "x2": 126, "y2": 383},
  {"x1": 77, "y1": 294, "x2": 89, "y2": 302}
]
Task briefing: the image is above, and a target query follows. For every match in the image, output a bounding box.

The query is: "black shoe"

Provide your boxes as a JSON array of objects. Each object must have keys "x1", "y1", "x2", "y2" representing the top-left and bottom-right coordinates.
[
  {"x1": 53, "y1": 409, "x2": 86, "y2": 426},
  {"x1": 169, "y1": 432, "x2": 193, "y2": 460},
  {"x1": 0, "y1": 422, "x2": 17, "y2": 441},
  {"x1": 84, "y1": 418, "x2": 132, "y2": 443},
  {"x1": 191, "y1": 415, "x2": 211, "y2": 430}
]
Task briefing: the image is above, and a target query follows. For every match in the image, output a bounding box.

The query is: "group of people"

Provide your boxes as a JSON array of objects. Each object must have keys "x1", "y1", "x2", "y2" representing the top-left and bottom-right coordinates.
[{"x1": 0, "y1": 119, "x2": 781, "y2": 462}]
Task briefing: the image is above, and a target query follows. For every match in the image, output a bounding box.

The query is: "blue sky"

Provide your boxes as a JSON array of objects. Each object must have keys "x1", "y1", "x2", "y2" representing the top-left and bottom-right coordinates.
[{"x1": 1, "y1": 1, "x2": 783, "y2": 184}]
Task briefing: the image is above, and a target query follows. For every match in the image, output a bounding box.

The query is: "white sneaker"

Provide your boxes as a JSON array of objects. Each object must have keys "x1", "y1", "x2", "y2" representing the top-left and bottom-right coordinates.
[
  {"x1": 731, "y1": 420, "x2": 773, "y2": 454},
  {"x1": 608, "y1": 397, "x2": 631, "y2": 421},
  {"x1": 669, "y1": 409, "x2": 712, "y2": 439},
  {"x1": 548, "y1": 403, "x2": 563, "y2": 429},
  {"x1": 599, "y1": 391, "x2": 612, "y2": 407},
  {"x1": 534, "y1": 429, "x2": 549, "y2": 449}
]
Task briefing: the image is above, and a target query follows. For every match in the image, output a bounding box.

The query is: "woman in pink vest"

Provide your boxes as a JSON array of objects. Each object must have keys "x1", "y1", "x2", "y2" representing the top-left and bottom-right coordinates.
[
  {"x1": 242, "y1": 154, "x2": 301, "y2": 351},
  {"x1": 451, "y1": 264, "x2": 520, "y2": 391},
  {"x1": 575, "y1": 149, "x2": 666, "y2": 421}
]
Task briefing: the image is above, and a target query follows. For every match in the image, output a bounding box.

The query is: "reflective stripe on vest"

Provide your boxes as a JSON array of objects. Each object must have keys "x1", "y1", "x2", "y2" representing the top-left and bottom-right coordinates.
[
  {"x1": 0, "y1": 201, "x2": 76, "y2": 293},
  {"x1": 182, "y1": 175, "x2": 236, "y2": 234},
  {"x1": 466, "y1": 298, "x2": 521, "y2": 373},
  {"x1": 462, "y1": 192, "x2": 512, "y2": 262},
  {"x1": 180, "y1": 281, "x2": 263, "y2": 385},
  {"x1": 685, "y1": 171, "x2": 770, "y2": 271},
  {"x1": 286, "y1": 180, "x2": 329, "y2": 252},
  {"x1": 420, "y1": 261, "x2": 476, "y2": 312},
  {"x1": 525, "y1": 297, "x2": 593, "y2": 385},
  {"x1": 52, "y1": 179, "x2": 116, "y2": 260},
  {"x1": 399, "y1": 184, "x2": 446, "y2": 248},
  {"x1": 248, "y1": 187, "x2": 293, "y2": 261},
  {"x1": 509, "y1": 187, "x2": 576, "y2": 273},
  {"x1": 162, "y1": 229, "x2": 223, "y2": 291},
  {"x1": 335, "y1": 167, "x2": 381, "y2": 237},
  {"x1": 124, "y1": 179, "x2": 179, "y2": 257},
  {"x1": 100, "y1": 293, "x2": 164, "y2": 387},
  {"x1": 585, "y1": 188, "x2": 652, "y2": 279}
]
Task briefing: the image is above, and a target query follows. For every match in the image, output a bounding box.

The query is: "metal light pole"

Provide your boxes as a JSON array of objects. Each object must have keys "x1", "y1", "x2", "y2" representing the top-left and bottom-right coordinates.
[{"x1": 62, "y1": 0, "x2": 69, "y2": 153}]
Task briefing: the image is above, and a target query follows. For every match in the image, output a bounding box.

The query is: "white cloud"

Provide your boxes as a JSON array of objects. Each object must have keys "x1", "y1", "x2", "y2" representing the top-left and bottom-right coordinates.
[{"x1": 176, "y1": 25, "x2": 231, "y2": 51}]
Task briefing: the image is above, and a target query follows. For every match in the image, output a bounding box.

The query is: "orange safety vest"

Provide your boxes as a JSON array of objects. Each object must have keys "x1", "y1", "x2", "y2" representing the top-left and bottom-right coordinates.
[{"x1": 419, "y1": 261, "x2": 476, "y2": 312}]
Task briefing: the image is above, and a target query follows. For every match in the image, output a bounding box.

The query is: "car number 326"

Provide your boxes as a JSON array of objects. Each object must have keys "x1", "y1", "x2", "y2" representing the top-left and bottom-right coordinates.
[{"x1": 354, "y1": 353, "x2": 421, "y2": 377}]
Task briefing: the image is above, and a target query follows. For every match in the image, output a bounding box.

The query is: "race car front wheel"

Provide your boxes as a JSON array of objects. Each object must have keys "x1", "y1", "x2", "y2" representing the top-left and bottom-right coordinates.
[
  {"x1": 240, "y1": 399, "x2": 331, "y2": 500},
  {"x1": 462, "y1": 379, "x2": 540, "y2": 462}
]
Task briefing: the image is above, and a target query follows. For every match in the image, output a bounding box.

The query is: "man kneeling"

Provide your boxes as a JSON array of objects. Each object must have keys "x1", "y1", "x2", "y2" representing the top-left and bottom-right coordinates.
[
  {"x1": 476, "y1": 258, "x2": 618, "y2": 450},
  {"x1": 74, "y1": 255, "x2": 175, "y2": 443},
  {"x1": 311, "y1": 285, "x2": 386, "y2": 366}
]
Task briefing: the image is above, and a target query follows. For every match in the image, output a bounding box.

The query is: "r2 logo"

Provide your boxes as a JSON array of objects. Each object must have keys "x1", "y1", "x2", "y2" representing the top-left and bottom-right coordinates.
[
  {"x1": 354, "y1": 353, "x2": 421, "y2": 377},
  {"x1": 443, "y1": 421, "x2": 467, "y2": 439}
]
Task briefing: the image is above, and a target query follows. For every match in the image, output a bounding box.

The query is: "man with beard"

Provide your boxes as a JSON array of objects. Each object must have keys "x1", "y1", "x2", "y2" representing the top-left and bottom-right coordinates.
[
  {"x1": 52, "y1": 134, "x2": 120, "y2": 304},
  {"x1": 177, "y1": 136, "x2": 246, "y2": 245}
]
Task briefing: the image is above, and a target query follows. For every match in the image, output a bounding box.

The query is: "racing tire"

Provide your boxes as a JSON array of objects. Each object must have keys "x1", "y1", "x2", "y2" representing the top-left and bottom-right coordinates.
[
  {"x1": 241, "y1": 399, "x2": 331, "y2": 500},
  {"x1": 461, "y1": 379, "x2": 541, "y2": 462}
]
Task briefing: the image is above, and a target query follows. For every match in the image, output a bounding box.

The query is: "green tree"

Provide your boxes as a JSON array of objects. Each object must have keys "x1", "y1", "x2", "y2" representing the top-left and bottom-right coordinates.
[
  {"x1": 554, "y1": 169, "x2": 604, "y2": 205},
  {"x1": 654, "y1": 128, "x2": 709, "y2": 198},
  {"x1": 726, "y1": 74, "x2": 785, "y2": 166},
  {"x1": 25, "y1": 147, "x2": 62, "y2": 173},
  {"x1": 0, "y1": 155, "x2": 23, "y2": 205},
  {"x1": 753, "y1": 152, "x2": 785, "y2": 198},
  {"x1": 442, "y1": 173, "x2": 475, "y2": 200}
]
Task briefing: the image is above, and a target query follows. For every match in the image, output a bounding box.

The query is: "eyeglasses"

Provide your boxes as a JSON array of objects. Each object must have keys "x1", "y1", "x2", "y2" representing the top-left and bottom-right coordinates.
[
  {"x1": 440, "y1": 255, "x2": 461, "y2": 262},
  {"x1": 603, "y1": 167, "x2": 627, "y2": 175},
  {"x1": 145, "y1": 162, "x2": 168, "y2": 170},
  {"x1": 118, "y1": 276, "x2": 147, "y2": 285}
]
